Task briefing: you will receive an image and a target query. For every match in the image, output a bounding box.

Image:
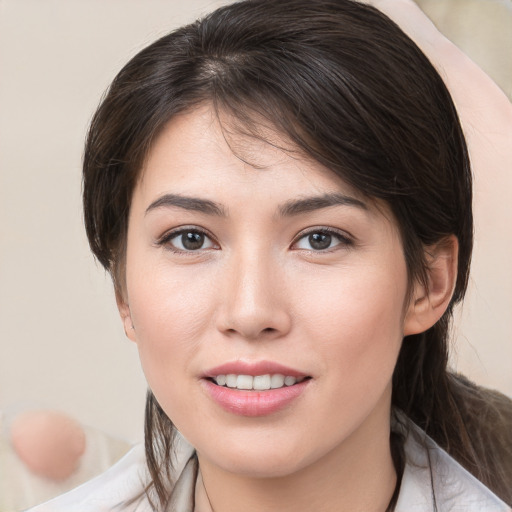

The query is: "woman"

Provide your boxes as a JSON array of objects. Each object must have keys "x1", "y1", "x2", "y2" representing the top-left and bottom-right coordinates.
[{"x1": 29, "y1": 0, "x2": 512, "y2": 510}]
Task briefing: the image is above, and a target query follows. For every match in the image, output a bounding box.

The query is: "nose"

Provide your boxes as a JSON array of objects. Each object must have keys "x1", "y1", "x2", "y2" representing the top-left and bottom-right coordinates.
[{"x1": 216, "y1": 250, "x2": 292, "y2": 341}]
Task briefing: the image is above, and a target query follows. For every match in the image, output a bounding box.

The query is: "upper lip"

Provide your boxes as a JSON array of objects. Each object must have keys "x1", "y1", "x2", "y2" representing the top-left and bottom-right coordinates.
[{"x1": 204, "y1": 360, "x2": 308, "y2": 378}]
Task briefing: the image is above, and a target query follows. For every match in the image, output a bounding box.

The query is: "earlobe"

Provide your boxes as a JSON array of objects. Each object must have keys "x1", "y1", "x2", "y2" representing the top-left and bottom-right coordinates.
[
  {"x1": 403, "y1": 236, "x2": 458, "y2": 336},
  {"x1": 115, "y1": 291, "x2": 137, "y2": 342}
]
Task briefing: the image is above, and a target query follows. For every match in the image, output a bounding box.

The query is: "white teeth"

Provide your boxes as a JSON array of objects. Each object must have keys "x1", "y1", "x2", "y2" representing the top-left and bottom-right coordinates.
[
  {"x1": 226, "y1": 374, "x2": 237, "y2": 387},
  {"x1": 213, "y1": 373, "x2": 305, "y2": 390},
  {"x1": 270, "y1": 374, "x2": 285, "y2": 388},
  {"x1": 284, "y1": 376, "x2": 297, "y2": 386},
  {"x1": 253, "y1": 374, "x2": 271, "y2": 390},
  {"x1": 236, "y1": 375, "x2": 253, "y2": 390}
]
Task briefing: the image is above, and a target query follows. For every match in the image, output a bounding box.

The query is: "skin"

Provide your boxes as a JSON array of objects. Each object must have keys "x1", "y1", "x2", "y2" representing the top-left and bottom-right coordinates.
[{"x1": 119, "y1": 105, "x2": 456, "y2": 512}]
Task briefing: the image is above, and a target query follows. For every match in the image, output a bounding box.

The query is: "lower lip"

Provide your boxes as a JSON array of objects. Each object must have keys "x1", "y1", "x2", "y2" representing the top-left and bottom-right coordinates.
[{"x1": 202, "y1": 379, "x2": 310, "y2": 417}]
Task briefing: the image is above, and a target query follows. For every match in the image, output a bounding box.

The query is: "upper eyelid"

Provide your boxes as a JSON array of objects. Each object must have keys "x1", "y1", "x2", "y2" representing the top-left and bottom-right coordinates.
[
  {"x1": 155, "y1": 225, "x2": 354, "y2": 248},
  {"x1": 156, "y1": 225, "x2": 217, "y2": 245},
  {"x1": 292, "y1": 226, "x2": 354, "y2": 243}
]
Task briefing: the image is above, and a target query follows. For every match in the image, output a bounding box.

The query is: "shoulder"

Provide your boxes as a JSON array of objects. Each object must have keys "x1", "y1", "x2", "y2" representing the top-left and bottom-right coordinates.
[
  {"x1": 25, "y1": 436, "x2": 195, "y2": 512},
  {"x1": 395, "y1": 417, "x2": 511, "y2": 512}
]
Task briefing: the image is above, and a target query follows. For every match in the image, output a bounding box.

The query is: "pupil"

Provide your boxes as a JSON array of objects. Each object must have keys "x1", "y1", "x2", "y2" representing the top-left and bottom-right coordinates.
[
  {"x1": 309, "y1": 233, "x2": 331, "y2": 250},
  {"x1": 182, "y1": 232, "x2": 204, "y2": 250}
]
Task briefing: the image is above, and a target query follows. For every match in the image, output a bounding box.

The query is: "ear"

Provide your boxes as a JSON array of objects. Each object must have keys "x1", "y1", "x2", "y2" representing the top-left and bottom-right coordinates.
[
  {"x1": 403, "y1": 235, "x2": 458, "y2": 336},
  {"x1": 115, "y1": 290, "x2": 137, "y2": 342}
]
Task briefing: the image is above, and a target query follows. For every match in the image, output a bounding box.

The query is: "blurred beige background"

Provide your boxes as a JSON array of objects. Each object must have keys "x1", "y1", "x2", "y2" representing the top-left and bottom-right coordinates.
[{"x1": 1, "y1": 0, "x2": 511, "y2": 445}]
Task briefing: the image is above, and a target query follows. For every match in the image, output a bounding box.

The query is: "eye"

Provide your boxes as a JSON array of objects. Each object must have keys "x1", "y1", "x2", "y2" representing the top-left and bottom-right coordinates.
[
  {"x1": 293, "y1": 228, "x2": 352, "y2": 251},
  {"x1": 158, "y1": 228, "x2": 217, "y2": 252}
]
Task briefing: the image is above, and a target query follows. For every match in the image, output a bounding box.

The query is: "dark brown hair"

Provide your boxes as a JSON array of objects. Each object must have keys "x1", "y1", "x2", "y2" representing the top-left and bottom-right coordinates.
[{"x1": 83, "y1": 0, "x2": 511, "y2": 508}]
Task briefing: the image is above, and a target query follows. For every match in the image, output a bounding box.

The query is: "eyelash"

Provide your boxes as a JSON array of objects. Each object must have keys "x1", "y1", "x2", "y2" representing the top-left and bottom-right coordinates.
[
  {"x1": 155, "y1": 226, "x2": 219, "y2": 254},
  {"x1": 291, "y1": 227, "x2": 354, "y2": 252},
  {"x1": 155, "y1": 226, "x2": 354, "y2": 254}
]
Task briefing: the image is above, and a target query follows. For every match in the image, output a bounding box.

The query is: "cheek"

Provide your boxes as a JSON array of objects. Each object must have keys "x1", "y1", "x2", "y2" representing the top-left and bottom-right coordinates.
[
  {"x1": 299, "y1": 264, "x2": 407, "y2": 380},
  {"x1": 126, "y1": 266, "x2": 219, "y2": 429},
  {"x1": 289, "y1": 265, "x2": 407, "y2": 454},
  {"x1": 126, "y1": 260, "x2": 215, "y2": 380}
]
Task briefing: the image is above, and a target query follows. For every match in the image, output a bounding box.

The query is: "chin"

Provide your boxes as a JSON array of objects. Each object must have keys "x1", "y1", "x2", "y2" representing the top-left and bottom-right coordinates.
[
  {"x1": 219, "y1": 456, "x2": 307, "y2": 479},
  {"x1": 197, "y1": 434, "x2": 318, "y2": 478}
]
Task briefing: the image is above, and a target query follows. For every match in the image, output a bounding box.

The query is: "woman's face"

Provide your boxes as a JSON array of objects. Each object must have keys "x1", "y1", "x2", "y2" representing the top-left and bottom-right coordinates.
[{"x1": 121, "y1": 106, "x2": 418, "y2": 478}]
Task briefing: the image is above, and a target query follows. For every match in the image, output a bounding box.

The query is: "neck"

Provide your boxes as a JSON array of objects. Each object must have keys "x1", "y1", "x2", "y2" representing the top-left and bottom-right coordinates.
[{"x1": 195, "y1": 400, "x2": 396, "y2": 512}]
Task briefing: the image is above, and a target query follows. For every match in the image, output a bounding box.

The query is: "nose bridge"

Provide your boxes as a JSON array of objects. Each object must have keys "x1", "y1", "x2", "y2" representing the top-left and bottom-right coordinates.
[{"x1": 218, "y1": 243, "x2": 290, "y2": 339}]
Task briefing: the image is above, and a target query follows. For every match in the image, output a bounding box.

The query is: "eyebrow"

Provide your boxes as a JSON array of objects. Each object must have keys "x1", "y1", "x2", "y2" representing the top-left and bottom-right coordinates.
[
  {"x1": 278, "y1": 193, "x2": 367, "y2": 216},
  {"x1": 145, "y1": 192, "x2": 367, "y2": 218},
  {"x1": 145, "y1": 194, "x2": 227, "y2": 216}
]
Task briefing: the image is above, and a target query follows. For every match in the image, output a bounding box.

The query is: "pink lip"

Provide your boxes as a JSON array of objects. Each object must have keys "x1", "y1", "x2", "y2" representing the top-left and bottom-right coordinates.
[
  {"x1": 204, "y1": 360, "x2": 307, "y2": 378},
  {"x1": 201, "y1": 379, "x2": 310, "y2": 417},
  {"x1": 201, "y1": 360, "x2": 311, "y2": 417}
]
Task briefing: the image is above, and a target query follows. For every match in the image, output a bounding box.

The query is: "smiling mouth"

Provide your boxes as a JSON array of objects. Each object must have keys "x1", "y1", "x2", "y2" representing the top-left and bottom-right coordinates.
[{"x1": 210, "y1": 374, "x2": 310, "y2": 391}]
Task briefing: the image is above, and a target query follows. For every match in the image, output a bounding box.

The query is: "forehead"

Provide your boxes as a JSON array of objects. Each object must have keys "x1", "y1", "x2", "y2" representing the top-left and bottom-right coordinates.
[{"x1": 138, "y1": 105, "x2": 372, "y2": 207}]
